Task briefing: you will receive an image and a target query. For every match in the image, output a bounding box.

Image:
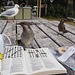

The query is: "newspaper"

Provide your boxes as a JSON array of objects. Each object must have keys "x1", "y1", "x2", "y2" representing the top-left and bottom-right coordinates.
[
  {"x1": 1, "y1": 46, "x2": 67, "y2": 75},
  {"x1": 1, "y1": 46, "x2": 26, "y2": 75},
  {"x1": 53, "y1": 45, "x2": 75, "y2": 71}
]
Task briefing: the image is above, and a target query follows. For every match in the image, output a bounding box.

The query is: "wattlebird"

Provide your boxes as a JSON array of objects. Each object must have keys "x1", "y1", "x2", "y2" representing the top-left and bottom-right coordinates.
[
  {"x1": 58, "y1": 18, "x2": 73, "y2": 33},
  {"x1": 17, "y1": 22, "x2": 34, "y2": 46},
  {"x1": 0, "y1": 4, "x2": 19, "y2": 22}
]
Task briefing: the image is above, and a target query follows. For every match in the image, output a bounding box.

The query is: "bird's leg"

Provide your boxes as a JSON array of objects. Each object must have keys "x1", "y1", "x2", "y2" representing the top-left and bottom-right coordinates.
[
  {"x1": 12, "y1": 18, "x2": 15, "y2": 22},
  {"x1": 6, "y1": 17, "x2": 8, "y2": 22}
]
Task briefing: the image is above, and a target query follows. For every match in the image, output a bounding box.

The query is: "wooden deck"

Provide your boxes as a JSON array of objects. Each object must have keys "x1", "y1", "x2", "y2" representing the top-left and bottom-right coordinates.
[{"x1": 0, "y1": 19, "x2": 75, "y2": 75}]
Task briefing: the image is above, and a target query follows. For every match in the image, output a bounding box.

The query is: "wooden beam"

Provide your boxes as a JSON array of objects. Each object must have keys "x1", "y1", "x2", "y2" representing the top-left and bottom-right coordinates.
[
  {"x1": 37, "y1": 0, "x2": 39, "y2": 18},
  {"x1": 39, "y1": 0, "x2": 41, "y2": 18}
]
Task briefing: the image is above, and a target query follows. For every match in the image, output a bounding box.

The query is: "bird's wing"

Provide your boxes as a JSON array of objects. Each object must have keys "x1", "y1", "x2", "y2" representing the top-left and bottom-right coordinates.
[{"x1": 1, "y1": 9, "x2": 15, "y2": 16}]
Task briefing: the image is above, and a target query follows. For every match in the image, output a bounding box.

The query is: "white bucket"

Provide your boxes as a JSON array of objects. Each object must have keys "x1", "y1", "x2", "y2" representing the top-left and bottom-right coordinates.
[{"x1": 0, "y1": 34, "x2": 12, "y2": 53}]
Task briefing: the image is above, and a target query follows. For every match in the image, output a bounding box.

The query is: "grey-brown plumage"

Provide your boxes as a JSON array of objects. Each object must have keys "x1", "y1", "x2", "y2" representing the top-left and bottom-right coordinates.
[
  {"x1": 19, "y1": 22, "x2": 34, "y2": 45},
  {"x1": 58, "y1": 18, "x2": 73, "y2": 33}
]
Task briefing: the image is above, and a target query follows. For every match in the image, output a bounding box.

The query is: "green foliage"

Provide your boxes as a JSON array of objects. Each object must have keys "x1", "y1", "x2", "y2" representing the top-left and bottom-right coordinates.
[
  {"x1": 28, "y1": 0, "x2": 37, "y2": 7},
  {"x1": 54, "y1": 5, "x2": 65, "y2": 17},
  {"x1": 0, "y1": 0, "x2": 5, "y2": 7},
  {"x1": 0, "y1": 0, "x2": 5, "y2": 13},
  {"x1": 47, "y1": 4, "x2": 65, "y2": 17},
  {"x1": 46, "y1": 0, "x2": 73, "y2": 18},
  {"x1": 0, "y1": 0, "x2": 18, "y2": 6},
  {"x1": 67, "y1": 0, "x2": 73, "y2": 17},
  {"x1": 0, "y1": 0, "x2": 74, "y2": 18},
  {"x1": 0, "y1": 0, "x2": 18, "y2": 12},
  {"x1": 47, "y1": 6, "x2": 55, "y2": 17}
]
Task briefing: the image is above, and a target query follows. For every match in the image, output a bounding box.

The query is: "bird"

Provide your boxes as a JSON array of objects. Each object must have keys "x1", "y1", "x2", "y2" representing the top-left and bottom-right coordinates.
[
  {"x1": 58, "y1": 18, "x2": 73, "y2": 33},
  {"x1": 17, "y1": 22, "x2": 34, "y2": 46},
  {"x1": 58, "y1": 19, "x2": 68, "y2": 33},
  {"x1": 0, "y1": 4, "x2": 20, "y2": 22}
]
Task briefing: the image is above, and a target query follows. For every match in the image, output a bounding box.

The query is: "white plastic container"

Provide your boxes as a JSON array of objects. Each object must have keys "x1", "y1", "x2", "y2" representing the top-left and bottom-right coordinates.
[{"x1": 0, "y1": 34, "x2": 12, "y2": 53}]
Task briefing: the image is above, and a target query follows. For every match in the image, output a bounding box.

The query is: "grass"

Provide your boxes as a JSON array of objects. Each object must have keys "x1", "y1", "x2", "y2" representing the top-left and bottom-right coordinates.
[
  {"x1": 65, "y1": 21, "x2": 75, "y2": 26},
  {"x1": 42, "y1": 16, "x2": 75, "y2": 26},
  {"x1": 42, "y1": 16, "x2": 61, "y2": 21}
]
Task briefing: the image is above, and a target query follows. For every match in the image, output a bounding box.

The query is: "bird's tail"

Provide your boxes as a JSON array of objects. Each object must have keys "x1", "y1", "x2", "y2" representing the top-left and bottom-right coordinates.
[
  {"x1": 0, "y1": 14, "x2": 1, "y2": 16},
  {"x1": 63, "y1": 30, "x2": 68, "y2": 33}
]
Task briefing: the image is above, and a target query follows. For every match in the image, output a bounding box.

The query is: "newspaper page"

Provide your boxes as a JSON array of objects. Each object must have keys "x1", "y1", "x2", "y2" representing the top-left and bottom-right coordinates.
[
  {"x1": 1, "y1": 46, "x2": 27, "y2": 75},
  {"x1": 24, "y1": 48, "x2": 66, "y2": 75},
  {"x1": 53, "y1": 45, "x2": 75, "y2": 71}
]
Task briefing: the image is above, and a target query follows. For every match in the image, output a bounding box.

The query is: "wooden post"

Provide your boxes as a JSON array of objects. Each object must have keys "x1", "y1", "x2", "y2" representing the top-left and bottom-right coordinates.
[
  {"x1": 37, "y1": 0, "x2": 39, "y2": 18},
  {"x1": 39, "y1": 0, "x2": 41, "y2": 18}
]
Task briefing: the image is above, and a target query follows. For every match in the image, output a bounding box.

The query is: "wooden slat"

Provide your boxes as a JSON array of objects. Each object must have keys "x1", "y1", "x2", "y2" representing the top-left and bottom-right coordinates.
[
  {"x1": 3, "y1": 21, "x2": 16, "y2": 45},
  {"x1": 0, "y1": 20, "x2": 75, "y2": 75},
  {"x1": 36, "y1": 24, "x2": 74, "y2": 46},
  {"x1": 17, "y1": 25, "x2": 22, "y2": 40},
  {"x1": 50, "y1": 21, "x2": 75, "y2": 33},
  {"x1": 41, "y1": 22, "x2": 75, "y2": 43},
  {"x1": 0, "y1": 20, "x2": 7, "y2": 33},
  {"x1": 31, "y1": 24, "x2": 59, "y2": 51},
  {"x1": 31, "y1": 39, "x2": 39, "y2": 48}
]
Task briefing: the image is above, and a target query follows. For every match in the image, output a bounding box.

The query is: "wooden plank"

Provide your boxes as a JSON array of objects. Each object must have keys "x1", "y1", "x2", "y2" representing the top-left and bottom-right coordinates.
[
  {"x1": 36, "y1": 24, "x2": 74, "y2": 46},
  {"x1": 0, "y1": 20, "x2": 7, "y2": 33},
  {"x1": 37, "y1": 20, "x2": 75, "y2": 75},
  {"x1": 41, "y1": 22, "x2": 75, "y2": 43},
  {"x1": 50, "y1": 21, "x2": 75, "y2": 33},
  {"x1": 37, "y1": 0, "x2": 39, "y2": 18},
  {"x1": 31, "y1": 24, "x2": 70, "y2": 75},
  {"x1": 0, "y1": 20, "x2": 75, "y2": 75},
  {"x1": 39, "y1": 0, "x2": 41, "y2": 18},
  {"x1": 31, "y1": 39, "x2": 39, "y2": 48},
  {"x1": 43, "y1": 20, "x2": 75, "y2": 36},
  {"x1": 31, "y1": 24, "x2": 59, "y2": 51},
  {"x1": 17, "y1": 25, "x2": 22, "y2": 40},
  {"x1": 3, "y1": 21, "x2": 16, "y2": 45}
]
